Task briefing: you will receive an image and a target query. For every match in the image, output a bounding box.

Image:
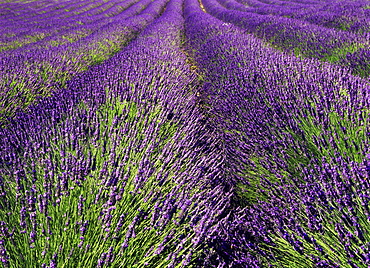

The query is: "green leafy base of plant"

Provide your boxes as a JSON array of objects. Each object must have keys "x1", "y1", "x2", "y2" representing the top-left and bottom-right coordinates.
[{"x1": 322, "y1": 43, "x2": 365, "y2": 63}]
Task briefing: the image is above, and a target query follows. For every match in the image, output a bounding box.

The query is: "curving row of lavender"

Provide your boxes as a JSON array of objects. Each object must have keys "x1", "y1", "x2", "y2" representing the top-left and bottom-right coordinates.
[
  {"x1": 232, "y1": 0, "x2": 370, "y2": 34},
  {"x1": 1, "y1": 0, "x2": 232, "y2": 267},
  {"x1": 1, "y1": 0, "x2": 370, "y2": 267},
  {"x1": 0, "y1": 0, "x2": 166, "y2": 124},
  {"x1": 184, "y1": 0, "x2": 370, "y2": 266},
  {"x1": 202, "y1": 0, "x2": 370, "y2": 79}
]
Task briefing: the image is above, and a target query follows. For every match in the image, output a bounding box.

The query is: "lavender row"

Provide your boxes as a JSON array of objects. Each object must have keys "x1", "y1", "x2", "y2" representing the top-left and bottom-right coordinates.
[
  {"x1": 4, "y1": 0, "x2": 157, "y2": 55},
  {"x1": 237, "y1": 0, "x2": 317, "y2": 8},
  {"x1": 0, "y1": 1, "x2": 84, "y2": 46},
  {"x1": 216, "y1": 0, "x2": 313, "y2": 12},
  {"x1": 0, "y1": 0, "x2": 97, "y2": 35},
  {"x1": 201, "y1": 0, "x2": 370, "y2": 76},
  {"x1": 0, "y1": 0, "x2": 169, "y2": 125},
  {"x1": 221, "y1": 0, "x2": 370, "y2": 34},
  {"x1": 184, "y1": 0, "x2": 370, "y2": 266},
  {"x1": 0, "y1": 0, "x2": 149, "y2": 55},
  {"x1": 288, "y1": 1, "x2": 370, "y2": 34},
  {"x1": 223, "y1": 0, "x2": 370, "y2": 78},
  {"x1": 0, "y1": 0, "x2": 148, "y2": 53},
  {"x1": 0, "y1": 0, "x2": 232, "y2": 266},
  {"x1": 0, "y1": 0, "x2": 138, "y2": 52},
  {"x1": 243, "y1": 0, "x2": 314, "y2": 7}
]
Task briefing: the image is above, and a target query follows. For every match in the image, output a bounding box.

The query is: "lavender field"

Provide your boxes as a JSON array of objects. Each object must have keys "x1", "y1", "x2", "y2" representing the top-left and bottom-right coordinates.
[{"x1": 1, "y1": 0, "x2": 370, "y2": 267}]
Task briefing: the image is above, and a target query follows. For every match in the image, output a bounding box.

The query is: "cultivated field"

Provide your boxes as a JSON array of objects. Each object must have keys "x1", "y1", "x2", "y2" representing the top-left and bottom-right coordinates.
[{"x1": 1, "y1": 0, "x2": 370, "y2": 267}]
